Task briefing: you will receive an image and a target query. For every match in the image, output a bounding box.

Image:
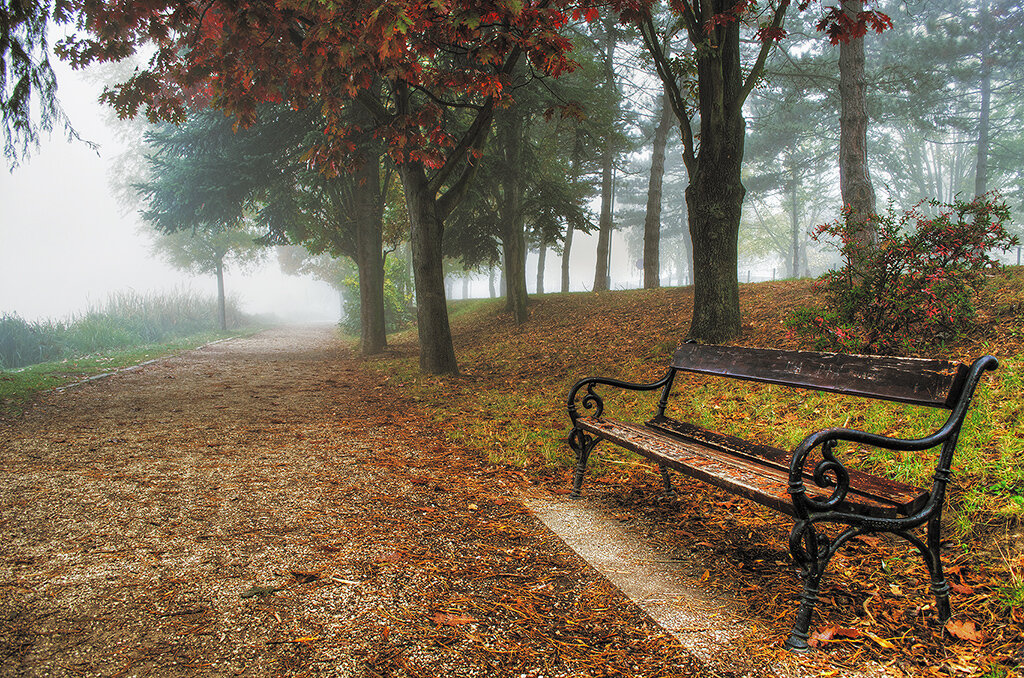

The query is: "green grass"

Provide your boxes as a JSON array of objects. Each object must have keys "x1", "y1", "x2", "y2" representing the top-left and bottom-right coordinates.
[
  {"x1": 997, "y1": 551, "x2": 1024, "y2": 611},
  {"x1": 0, "y1": 332, "x2": 240, "y2": 417}
]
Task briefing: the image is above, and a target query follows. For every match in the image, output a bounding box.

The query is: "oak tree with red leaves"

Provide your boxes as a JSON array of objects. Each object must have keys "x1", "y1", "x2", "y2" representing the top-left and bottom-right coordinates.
[
  {"x1": 59, "y1": 0, "x2": 577, "y2": 374},
  {"x1": 623, "y1": 0, "x2": 890, "y2": 343}
]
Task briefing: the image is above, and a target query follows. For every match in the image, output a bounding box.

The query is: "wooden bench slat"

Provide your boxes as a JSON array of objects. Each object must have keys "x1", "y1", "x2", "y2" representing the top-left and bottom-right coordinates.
[
  {"x1": 578, "y1": 418, "x2": 917, "y2": 519},
  {"x1": 671, "y1": 344, "x2": 968, "y2": 408},
  {"x1": 646, "y1": 416, "x2": 929, "y2": 515}
]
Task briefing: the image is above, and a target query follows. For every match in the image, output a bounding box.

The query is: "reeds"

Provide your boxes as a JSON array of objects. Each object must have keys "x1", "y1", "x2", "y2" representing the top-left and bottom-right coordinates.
[{"x1": 1, "y1": 290, "x2": 245, "y2": 369}]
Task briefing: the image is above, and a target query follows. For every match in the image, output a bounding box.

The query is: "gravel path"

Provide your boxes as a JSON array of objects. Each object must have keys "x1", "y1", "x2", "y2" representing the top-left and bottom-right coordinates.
[{"x1": 0, "y1": 327, "x2": 708, "y2": 677}]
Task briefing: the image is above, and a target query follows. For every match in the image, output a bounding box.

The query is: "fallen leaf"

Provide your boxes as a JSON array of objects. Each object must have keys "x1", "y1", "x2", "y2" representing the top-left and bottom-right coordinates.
[
  {"x1": 945, "y1": 618, "x2": 984, "y2": 643},
  {"x1": 291, "y1": 570, "x2": 319, "y2": 584},
  {"x1": 375, "y1": 550, "x2": 403, "y2": 563},
  {"x1": 240, "y1": 585, "x2": 282, "y2": 599},
  {"x1": 949, "y1": 581, "x2": 974, "y2": 595},
  {"x1": 433, "y1": 612, "x2": 478, "y2": 626},
  {"x1": 809, "y1": 626, "x2": 862, "y2": 647},
  {"x1": 862, "y1": 630, "x2": 896, "y2": 649},
  {"x1": 809, "y1": 626, "x2": 836, "y2": 647}
]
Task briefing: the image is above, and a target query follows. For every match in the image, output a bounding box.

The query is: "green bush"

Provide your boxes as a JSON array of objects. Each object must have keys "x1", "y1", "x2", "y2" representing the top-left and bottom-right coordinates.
[{"x1": 789, "y1": 194, "x2": 1019, "y2": 354}]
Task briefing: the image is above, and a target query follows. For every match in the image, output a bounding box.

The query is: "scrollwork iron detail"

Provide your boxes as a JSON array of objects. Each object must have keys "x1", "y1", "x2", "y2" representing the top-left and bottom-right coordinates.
[
  {"x1": 568, "y1": 426, "x2": 600, "y2": 497},
  {"x1": 579, "y1": 383, "x2": 605, "y2": 420},
  {"x1": 790, "y1": 438, "x2": 851, "y2": 515}
]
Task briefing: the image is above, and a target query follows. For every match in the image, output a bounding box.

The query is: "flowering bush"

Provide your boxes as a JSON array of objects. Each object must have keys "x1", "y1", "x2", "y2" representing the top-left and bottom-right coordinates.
[{"x1": 788, "y1": 194, "x2": 1018, "y2": 355}]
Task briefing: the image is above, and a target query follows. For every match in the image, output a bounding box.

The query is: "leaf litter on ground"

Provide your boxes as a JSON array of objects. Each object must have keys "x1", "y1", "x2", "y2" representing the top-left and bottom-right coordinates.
[{"x1": 362, "y1": 276, "x2": 1024, "y2": 677}]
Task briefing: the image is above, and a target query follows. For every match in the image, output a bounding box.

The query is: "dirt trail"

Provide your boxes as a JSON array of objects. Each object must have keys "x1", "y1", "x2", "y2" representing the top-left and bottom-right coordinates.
[
  {"x1": 0, "y1": 327, "x2": 710, "y2": 677},
  {"x1": 1, "y1": 328, "x2": 385, "y2": 675}
]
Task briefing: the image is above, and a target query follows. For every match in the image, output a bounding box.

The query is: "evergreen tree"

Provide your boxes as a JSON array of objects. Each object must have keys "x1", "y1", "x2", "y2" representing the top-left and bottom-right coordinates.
[{"x1": 137, "y1": 105, "x2": 392, "y2": 353}]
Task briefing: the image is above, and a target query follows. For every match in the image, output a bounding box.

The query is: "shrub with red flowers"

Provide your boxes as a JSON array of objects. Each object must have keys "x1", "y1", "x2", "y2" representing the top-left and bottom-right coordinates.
[{"x1": 788, "y1": 194, "x2": 1018, "y2": 355}]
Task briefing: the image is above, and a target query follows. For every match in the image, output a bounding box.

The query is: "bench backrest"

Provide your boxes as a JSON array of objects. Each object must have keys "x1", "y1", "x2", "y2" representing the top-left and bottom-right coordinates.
[{"x1": 671, "y1": 344, "x2": 968, "y2": 409}]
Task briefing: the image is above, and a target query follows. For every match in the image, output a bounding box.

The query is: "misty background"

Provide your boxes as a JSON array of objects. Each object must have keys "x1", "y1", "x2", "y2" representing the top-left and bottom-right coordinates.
[
  {"x1": 0, "y1": 61, "x2": 343, "y2": 324},
  {"x1": 0, "y1": 63, "x2": 632, "y2": 325}
]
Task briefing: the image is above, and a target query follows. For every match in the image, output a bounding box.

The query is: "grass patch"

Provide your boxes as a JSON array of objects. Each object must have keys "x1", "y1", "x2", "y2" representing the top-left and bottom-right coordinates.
[
  {"x1": 0, "y1": 332, "x2": 244, "y2": 417},
  {"x1": 2, "y1": 289, "x2": 264, "y2": 417}
]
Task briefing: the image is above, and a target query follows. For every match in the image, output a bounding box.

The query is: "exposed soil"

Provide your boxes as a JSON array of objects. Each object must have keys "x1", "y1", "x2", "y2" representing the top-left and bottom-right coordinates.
[{"x1": 0, "y1": 327, "x2": 711, "y2": 677}]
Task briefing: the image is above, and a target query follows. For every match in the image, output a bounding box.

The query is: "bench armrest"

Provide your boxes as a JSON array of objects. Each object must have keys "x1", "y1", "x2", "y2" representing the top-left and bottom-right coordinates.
[
  {"x1": 787, "y1": 427, "x2": 925, "y2": 516},
  {"x1": 567, "y1": 370, "x2": 674, "y2": 425},
  {"x1": 788, "y1": 354, "x2": 998, "y2": 517}
]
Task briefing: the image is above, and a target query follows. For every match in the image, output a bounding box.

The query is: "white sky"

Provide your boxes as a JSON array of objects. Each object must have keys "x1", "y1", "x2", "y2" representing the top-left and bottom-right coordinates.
[{"x1": 0, "y1": 62, "x2": 340, "y2": 324}]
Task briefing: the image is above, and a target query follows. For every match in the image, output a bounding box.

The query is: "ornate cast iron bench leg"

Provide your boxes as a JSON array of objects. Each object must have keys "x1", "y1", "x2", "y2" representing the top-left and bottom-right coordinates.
[
  {"x1": 569, "y1": 428, "x2": 597, "y2": 498},
  {"x1": 786, "y1": 520, "x2": 824, "y2": 652},
  {"x1": 785, "y1": 521, "x2": 860, "y2": 652},
  {"x1": 928, "y1": 511, "x2": 952, "y2": 622}
]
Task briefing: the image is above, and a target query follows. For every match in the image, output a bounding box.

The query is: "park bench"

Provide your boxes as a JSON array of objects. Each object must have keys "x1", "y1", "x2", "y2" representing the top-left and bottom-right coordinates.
[{"x1": 566, "y1": 344, "x2": 997, "y2": 651}]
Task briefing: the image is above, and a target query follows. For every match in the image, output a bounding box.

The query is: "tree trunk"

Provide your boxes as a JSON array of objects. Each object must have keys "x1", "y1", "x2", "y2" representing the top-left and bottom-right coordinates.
[
  {"x1": 643, "y1": 93, "x2": 673, "y2": 289},
  {"x1": 593, "y1": 150, "x2": 614, "y2": 292},
  {"x1": 215, "y1": 257, "x2": 227, "y2": 331},
  {"x1": 406, "y1": 244, "x2": 415, "y2": 304},
  {"x1": 686, "y1": 161, "x2": 743, "y2": 341},
  {"x1": 974, "y1": 1, "x2": 991, "y2": 196},
  {"x1": 499, "y1": 112, "x2": 529, "y2": 324},
  {"x1": 561, "y1": 129, "x2": 583, "y2": 295},
  {"x1": 801, "y1": 235, "x2": 811, "y2": 277},
  {"x1": 536, "y1": 244, "x2": 546, "y2": 294},
  {"x1": 593, "y1": 13, "x2": 617, "y2": 293},
  {"x1": 502, "y1": 227, "x2": 528, "y2": 323},
  {"x1": 838, "y1": 0, "x2": 876, "y2": 241},
  {"x1": 399, "y1": 163, "x2": 459, "y2": 375},
  {"x1": 489, "y1": 267, "x2": 496, "y2": 298},
  {"x1": 789, "y1": 158, "x2": 800, "y2": 278},
  {"x1": 353, "y1": 159, "x2": 387, "y2": 355},
  {"x1": 685, "y1": 18, "x2": 745, "y2": 343},
  {"x1": 561, "y1": 224, "x2": 573, "y2": 293},
  {"x1": 680, "y1": 196, "x2": 693, "y2": 286}
]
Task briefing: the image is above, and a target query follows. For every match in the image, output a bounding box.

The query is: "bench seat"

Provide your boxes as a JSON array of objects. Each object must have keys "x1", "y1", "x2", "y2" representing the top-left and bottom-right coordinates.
[{"x1": 576, "y1": 416, "x2": 928, "y2": 519}]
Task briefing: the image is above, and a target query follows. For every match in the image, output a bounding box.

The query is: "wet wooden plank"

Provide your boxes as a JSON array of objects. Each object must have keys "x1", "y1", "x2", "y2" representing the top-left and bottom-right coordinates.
[
  {"x1": 670, "y1": 344, "x2": 968, "y2": 408},
  {"x1": 578, "y1": 418, "x2": 921, "y2": 519},
  {"x1": 646, "y1": 416, "x2": 929, "y2": 515}
]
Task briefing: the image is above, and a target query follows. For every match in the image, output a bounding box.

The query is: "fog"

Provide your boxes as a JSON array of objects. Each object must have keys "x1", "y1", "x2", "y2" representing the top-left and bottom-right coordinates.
[
  {"x1": 1, "y1": 63, "x2": 641, "y2": 323},
  {"x1": 0, "y1": 62, "x2": 341, "y2": 324}
]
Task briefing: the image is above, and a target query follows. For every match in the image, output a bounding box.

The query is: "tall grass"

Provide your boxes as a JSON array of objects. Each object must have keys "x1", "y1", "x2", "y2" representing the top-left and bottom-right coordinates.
[
  {"x1": 1, "y1": 290, "x2": 247, "y2": 369},
  {"x1": 0, "y1": 314, "x2": 66, "y2": 368}
]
